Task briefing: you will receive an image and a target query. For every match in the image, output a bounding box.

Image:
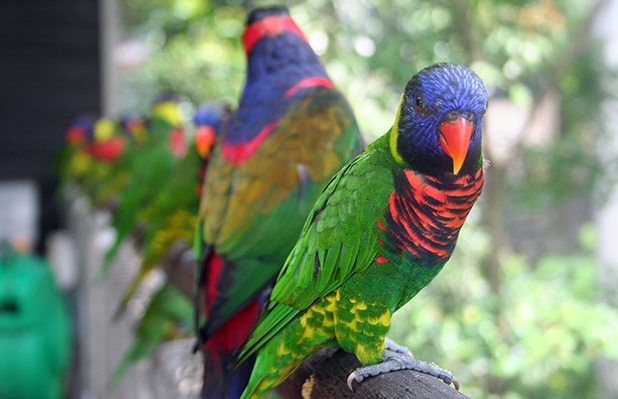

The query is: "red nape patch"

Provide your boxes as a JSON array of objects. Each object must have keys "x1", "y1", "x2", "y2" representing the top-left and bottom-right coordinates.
[
  {"x1": 285, "y1": 77, "x2": 334, "y2": 97},
  {"x1": 243, "y1": 15, "x2": 306, "y2": 54},
  {"x1": 205, "y1": 252, "x2": 225, "y2": 316},
  {"x1": 86, "y1": 136, "x2": 125, "y2": 162},
  {"x1": 375, "y1": 255, "x2": 389, "y2": 263},
  {"x1": 222, "y1": 122, "x2": 277, "y2": 164},
  {"x1": 203, "y1": 299, "x2": 260, "y2": 357}
]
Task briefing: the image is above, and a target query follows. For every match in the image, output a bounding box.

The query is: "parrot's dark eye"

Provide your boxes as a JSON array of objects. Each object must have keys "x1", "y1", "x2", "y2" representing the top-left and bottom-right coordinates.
[{"x1": 414, "y1": 94, "x2": 424, "y2": 111}]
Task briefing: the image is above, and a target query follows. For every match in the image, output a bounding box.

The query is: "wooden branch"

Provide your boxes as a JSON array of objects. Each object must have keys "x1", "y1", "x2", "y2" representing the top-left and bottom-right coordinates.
[
  {"x1": 276, "y1": 348, "x2": 470, "y2": 399},
  {"x1": 161, "y1": 240, "x2": 196, "y2": 298}
]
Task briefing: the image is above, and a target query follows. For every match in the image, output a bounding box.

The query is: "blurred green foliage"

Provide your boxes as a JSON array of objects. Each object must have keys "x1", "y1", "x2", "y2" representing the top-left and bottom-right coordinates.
[
  {"x1": 391, "y1": 219, "x2": 618, "y2": 399},
  {"x1": 116, "y1": 0, "x2": 618, "y2": 398}
]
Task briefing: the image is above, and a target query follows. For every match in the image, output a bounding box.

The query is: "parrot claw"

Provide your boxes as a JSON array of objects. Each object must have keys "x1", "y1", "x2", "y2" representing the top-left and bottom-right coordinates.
[
  {"x1": 346, "y1": 348, "x2": 459, "y2": 391},
  {"x1": 347, "y1": 371, "x2": 357, "y2": 391}
]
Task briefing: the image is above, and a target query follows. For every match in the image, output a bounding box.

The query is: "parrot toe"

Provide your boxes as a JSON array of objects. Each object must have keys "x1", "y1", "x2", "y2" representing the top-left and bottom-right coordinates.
[
  {"x1": 347, "y1": 348, "x2": 459, "y2": 391},
  {"x1": 385, "y1": 337, "x2": 414, "y2": 358}
]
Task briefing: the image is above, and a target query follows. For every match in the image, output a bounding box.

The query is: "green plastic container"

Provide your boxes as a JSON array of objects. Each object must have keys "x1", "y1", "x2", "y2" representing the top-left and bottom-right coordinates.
[{"x1": 0, "y1": 243, "x2": 72, "y2": 399}]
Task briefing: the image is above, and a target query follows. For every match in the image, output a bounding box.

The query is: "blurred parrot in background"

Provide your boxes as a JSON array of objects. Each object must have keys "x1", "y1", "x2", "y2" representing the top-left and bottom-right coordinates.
[
  {"x1": 116, "y1": 102, "x2": 229, "y2": 313},
  {"x1": 194, "y1": 6, "x2": 363, "y2": 399},
  {"x1": 56, "y1": 114, "x2": 97, "y2": 186},
  {"x1": 56, "y1": 115, "x2": 129, "y2": 201},
  {"x1": 98, "y1": 96, "x2": 188, "y2": 279},
  {"x1": 88, "y1": 113, "x2": 149, "y2": 208},
  {"x1": 236, "y1": 63, "x2": 488, "y2": 399},
  {"x1": 109, "y1": 103, "x2": 230, "y2": 384},
  {"x1": 79, "y1": 117, "x2": 128, "y2": 198}
]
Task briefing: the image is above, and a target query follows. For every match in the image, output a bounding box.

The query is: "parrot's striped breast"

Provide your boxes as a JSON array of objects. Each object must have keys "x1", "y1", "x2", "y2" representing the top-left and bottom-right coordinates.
[{"x1": 380, "y1": 168, "x2": 483, "y2": 264}]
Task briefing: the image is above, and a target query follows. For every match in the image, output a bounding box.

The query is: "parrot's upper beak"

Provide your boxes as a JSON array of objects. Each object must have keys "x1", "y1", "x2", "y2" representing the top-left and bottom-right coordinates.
[
  {"x1": 438, "y1": 114, "x2": 473, "y2": 175},
  {"x1": 196, "y1": 126, "x2": 217, "y2": 159}
]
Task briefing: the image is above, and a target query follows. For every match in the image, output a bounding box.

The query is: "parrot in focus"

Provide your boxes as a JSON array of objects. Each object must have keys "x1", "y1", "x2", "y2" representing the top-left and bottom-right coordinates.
[
  {"x1": 98, "y1": 97, "x2": 187, "y2": 279},
  {"x1": 195, "y1": 6, "x2": 363, "y2": 399},
  {"x1": 236, "y1": 63, "x2": 488, "y2": 399}
]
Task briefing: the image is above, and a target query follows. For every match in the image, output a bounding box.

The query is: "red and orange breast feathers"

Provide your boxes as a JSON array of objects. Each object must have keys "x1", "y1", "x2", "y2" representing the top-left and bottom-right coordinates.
[{"x1": 380, "y1": 168, "x2": 484, "y2": 264}]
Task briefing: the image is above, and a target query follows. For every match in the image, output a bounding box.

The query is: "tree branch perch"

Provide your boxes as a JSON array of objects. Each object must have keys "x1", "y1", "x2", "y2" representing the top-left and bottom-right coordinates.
[
  {"x1": 276, "y1": 348, "x2": 470, "y2": 399},
  {"x1": 161, "y1": 245, "x2": 470, "y2": 399}
]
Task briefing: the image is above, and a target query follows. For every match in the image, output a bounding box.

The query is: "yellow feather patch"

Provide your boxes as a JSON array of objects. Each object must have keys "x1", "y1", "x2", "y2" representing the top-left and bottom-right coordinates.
[
  {"x1": 389, "y1": 94, "x2": 405, "y2": 165},
  {"x1": 356, "y1": 344, "x2": 371, "y2": 362},
  {"x1": 151, "y1": 102, "x2": 182, "y2": 126},
  {"x1": 276, "y1": 342, "x2": 291, "y2": 357},
  {"x1": 94, "y1": 118, "x2": 115, "y2": 142},
  {"x1": 301, "y1": 326, "x2": 316, "y2": 340},
  {"x1": 380, "y1": 310, "x2": 391, "y2": 327}
]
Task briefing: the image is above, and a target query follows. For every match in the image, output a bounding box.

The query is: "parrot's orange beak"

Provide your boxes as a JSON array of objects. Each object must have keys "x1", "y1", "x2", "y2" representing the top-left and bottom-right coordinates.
[
  {"x1": 195, "y1": 126, "x2": 217, "y2": 159},
  {"x1": 439, "y1": 116, "x2": 473, "y2": 175}
]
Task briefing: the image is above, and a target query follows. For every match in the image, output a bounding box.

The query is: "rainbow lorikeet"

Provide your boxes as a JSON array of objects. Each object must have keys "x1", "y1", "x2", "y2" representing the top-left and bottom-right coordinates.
[
  {"x1": 88, "y1": 112, "x2": 149, "y2": 207},
  {"x1": 98, "y1": 97, "x2": 187, "y2": 279},
  {"x1": 56, "y1": 114, "x2": 97, "y2": 185},
  {"x1": 109, "y1": 103, "x2": 229, "y2": 384},
  {"x1": 235, "y1": 63, "x2": 488, "y2": 399},
  {"x1": 115, "y1": 103, "x2": 229, "y2": 312},
  {"x1": 79, "y1": 117, "x2": 128, "y2": 198},
  {"x1": 194, "y1": 6, "x2": 363, "y2": 399}
]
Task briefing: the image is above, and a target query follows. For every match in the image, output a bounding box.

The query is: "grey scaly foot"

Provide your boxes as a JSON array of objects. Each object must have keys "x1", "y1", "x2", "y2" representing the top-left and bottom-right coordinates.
[
  {"x1": 384, "y1": 337, "x2": 414, "y2": 358},
  {"x1": 347, "y1": 349, "x2": 459, "y2": 391}
]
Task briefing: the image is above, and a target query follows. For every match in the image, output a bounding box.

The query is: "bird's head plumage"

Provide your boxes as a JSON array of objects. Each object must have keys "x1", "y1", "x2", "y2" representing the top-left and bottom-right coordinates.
[
  {"x1": 149, "y1": 94, "x2": 187, "y2": 158},
  {"x1": 121, "y1": 113, "x2": 147, "y2": 144},
  {"x1": 65, "y1": 115, "x2": 96, "y2": 145},
  {"x1": 242, "y1": 7, "x2": 307, "y2": 54},
  {"x1": 194, "y1": 103, "x2": 229, "y2": 159},
  {"x1": 391, "y1": 63, "x2": 487, "y2": 176},
  {"x1": 86, "y1": 117, "x2": 126, "y2": 162},
  {"x1": 241, "y1": 6, "x2": 325, "y2": 82}
]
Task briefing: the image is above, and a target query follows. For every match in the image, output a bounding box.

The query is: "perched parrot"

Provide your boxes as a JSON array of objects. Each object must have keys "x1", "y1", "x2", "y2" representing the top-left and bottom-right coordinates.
[
  {"x1": 115, "y1": 103, "x2": 228, "y2": 313},
  {"x1": 79, "y1": 117, "x2": 128, "y2": 199},
  {"x1": 56, "y1": 115, "x2": 97, "y2": 186},
  {"x1": 194, "y1": 6, "x2": 363, "y2": 399},
  {"x1": 235, "y1": 63, "x2": 488, "y2": 399},
  {"x1": 109, "y1": 104, "x2": 228, "y2": 384},
  {"x1": 99, "y1": 97, "x2": 187, "y2": 279},
  {"x1": 89, "y1": 113, "x2": 149, "y2": 207}
]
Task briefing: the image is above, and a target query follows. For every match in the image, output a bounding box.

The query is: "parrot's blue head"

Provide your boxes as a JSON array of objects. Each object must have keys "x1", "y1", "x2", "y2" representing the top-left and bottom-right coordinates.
[
  {"x1": 66, "y1": 115, "x2": 96, "y2": 145},
  {"x1": 393, "y1": 63, "x2": 488, "y2": 176}
]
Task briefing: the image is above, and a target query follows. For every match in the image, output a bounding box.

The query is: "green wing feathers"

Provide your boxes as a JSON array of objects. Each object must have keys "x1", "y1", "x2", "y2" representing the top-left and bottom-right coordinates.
[{"x1": 238, "y1": 136, "x2": 395, "y2": 364}]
